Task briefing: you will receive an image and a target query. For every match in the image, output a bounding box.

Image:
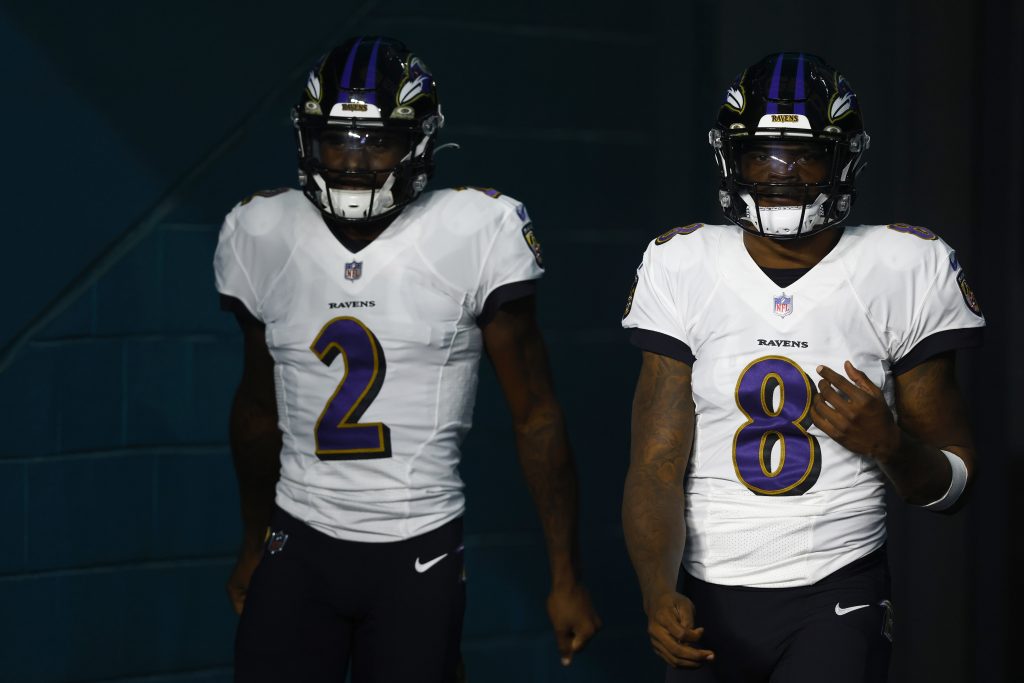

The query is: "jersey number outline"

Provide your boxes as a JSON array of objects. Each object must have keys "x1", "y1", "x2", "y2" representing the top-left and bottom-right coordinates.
[
  {"x1": 310, "y1": 317, "x2": 392, "y2": 460},
  {"x1": 732, "y1": 355, "x2": 821, "y2": 496}
]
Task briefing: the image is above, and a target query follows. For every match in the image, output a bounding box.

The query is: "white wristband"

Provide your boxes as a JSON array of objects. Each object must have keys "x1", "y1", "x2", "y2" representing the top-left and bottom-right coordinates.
[{"x1": 921, "y1": 449, "x2": 968, "y2": 511}]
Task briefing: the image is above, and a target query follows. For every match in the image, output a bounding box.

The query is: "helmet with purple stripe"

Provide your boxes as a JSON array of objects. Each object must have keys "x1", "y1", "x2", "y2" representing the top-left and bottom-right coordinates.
[
  {"x1": 709, "y1": 53, "x2": 870, "y2": 239},
  {"x1": 293, "y1": 36, "x2": 444, "y2": 223}
]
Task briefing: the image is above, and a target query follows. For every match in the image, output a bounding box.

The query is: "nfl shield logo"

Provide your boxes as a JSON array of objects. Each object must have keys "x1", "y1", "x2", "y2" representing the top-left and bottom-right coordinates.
[
  {"x1": 344, "y1": 260, "x2": 362, "y2": 281},
  {"x1": 773, "y1": 293, "x2": 794, "y2": 318}
]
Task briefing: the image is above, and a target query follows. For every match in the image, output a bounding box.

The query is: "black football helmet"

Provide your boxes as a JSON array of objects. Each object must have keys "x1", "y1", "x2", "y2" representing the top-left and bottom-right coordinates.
[
  {"x1": 709, "y1": 53, "x2": 870, "y2": 239},
  {"x1": 293, "y1": 36, "x2": 444, "y2": 222}
]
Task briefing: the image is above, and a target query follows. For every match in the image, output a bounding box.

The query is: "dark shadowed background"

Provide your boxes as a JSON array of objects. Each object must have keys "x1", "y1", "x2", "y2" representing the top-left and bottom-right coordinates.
[{"x1": 0, "y1": 1, "x2": 1020, "y2": 681}]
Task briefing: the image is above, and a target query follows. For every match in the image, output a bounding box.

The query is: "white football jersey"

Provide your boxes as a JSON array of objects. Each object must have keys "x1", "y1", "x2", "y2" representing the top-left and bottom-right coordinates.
[
  {"x1": 622, "y1": 222, "x2": 984, "y2": 588},
  {"x1": 214, "y1": 187, "x2": 544, "y2": 542}
]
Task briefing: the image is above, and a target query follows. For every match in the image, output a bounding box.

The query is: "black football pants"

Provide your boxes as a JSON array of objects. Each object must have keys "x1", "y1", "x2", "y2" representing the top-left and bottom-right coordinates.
[
  {"x1": 666, "y1": 548, "x2": 893, "y2": 683},
  {"x1": 234, "y1": 507, "x2": 465, "y2": 683}
]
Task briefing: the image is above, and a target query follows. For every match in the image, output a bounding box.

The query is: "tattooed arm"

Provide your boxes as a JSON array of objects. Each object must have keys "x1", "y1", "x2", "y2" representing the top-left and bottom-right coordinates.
[
  {"x1": 482, "y1": 295, "x2": 601, "y2": 664},
  {"x1": 623, "y1": 351, "x2": 714, "y2": 668},
  {"x1": 811, "y1": 352, "x2": 976, "y2": 508},
  {"x1": 887, "y1": 353, "x2": 976, "y2": 504}
]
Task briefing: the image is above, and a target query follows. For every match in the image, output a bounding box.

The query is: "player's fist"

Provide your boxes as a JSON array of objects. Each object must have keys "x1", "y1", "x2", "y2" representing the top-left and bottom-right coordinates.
[
  {"x1": 546, "y1": 583, "x2": 602, "y2": 666},
  {"x1": 646, "y1": 592, "x2": 714, "y2": 669},
  {"x1": 226, "y1": 543, "x2": 264, "y2": 615},
  {"x1": 811, "y1": 361, "x2": 902, "y2": 461}
]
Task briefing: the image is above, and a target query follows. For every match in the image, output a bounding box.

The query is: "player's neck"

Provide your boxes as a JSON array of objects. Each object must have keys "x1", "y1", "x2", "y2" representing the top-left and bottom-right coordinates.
[
  {"x1": 742, "y1": 227, "x2": 843, "y2": 269},
  {"x1": 323, "y1": 212, "x2": 401, "y2": 253}
]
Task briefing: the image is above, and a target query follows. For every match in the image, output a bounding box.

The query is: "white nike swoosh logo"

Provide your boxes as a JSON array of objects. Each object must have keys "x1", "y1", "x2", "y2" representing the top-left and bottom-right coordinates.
[
  {"x1": 835, "y1": 603, "x2": 870, "y2": 616},
  {"x1": 414, "y1": 553, "x2": 448, "y2": 573}
]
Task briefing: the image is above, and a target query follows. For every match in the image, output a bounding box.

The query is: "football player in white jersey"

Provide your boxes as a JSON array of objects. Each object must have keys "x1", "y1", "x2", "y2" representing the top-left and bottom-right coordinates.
[
  {"x1": 215, "y1": 37, "x2": 600, "y2": 682},
  {"x1": 621, "y1": 53, "x2": 984, "y2": 682}
]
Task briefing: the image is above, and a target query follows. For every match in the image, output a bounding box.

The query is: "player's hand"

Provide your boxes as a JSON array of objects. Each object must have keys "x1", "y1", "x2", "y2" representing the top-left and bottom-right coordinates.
[
  {"x1": 226, "y1": 543, "x2": 263, "y2": 615},
  {"x1": 546, "y1": 583, "x2": 602, "y2": 666},
  {"x1": 811, "y1": 361, "x2": 902, "y2": 461},
  {"x1": 646, "y1": 592, "x2": 714, "y2": 669}
]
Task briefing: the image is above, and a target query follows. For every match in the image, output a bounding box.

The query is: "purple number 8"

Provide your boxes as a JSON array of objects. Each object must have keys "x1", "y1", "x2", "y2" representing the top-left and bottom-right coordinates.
[
  {"x1": 309, "y1": 317, "x2": 392, "y2": 460},
  {"x1": 731, "y1": 356, "x2": 821, "y2": 496}
]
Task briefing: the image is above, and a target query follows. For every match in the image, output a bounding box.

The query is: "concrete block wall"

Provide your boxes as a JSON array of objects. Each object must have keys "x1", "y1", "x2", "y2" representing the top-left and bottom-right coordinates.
[{"x1": 0, "y1": 222, "x2": 242, "y2": 682}]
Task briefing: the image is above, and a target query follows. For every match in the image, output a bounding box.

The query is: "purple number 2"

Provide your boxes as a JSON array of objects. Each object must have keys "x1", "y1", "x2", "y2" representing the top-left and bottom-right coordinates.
[
  {"x1": 309, "y1": 317, "x2": 392, "y2": 460},
  {"x1": 731, "y1": 355, "x2": 821, "y2": 496}
]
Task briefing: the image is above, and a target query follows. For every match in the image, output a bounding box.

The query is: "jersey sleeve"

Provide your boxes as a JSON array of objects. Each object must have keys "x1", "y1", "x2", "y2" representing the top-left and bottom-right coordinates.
[
  {"x1": 472, "y1": 199, "x2": 545, "y2": 320},
  {"x1": 213, "y1": 210, "x2": 262, "y2": 320},
  {"x1": 621, "y1": 241, "x2": 695, "y2": 364},
  {"x1": 890, "y1": 239, "x2": 985, "y2": 374}
]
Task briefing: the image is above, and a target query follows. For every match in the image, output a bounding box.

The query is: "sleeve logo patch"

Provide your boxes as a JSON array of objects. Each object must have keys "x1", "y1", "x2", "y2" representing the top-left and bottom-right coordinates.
[
  {"x1": 887, "y1": 223, "x2": 937, "y2": 240},
  {"x1": 623, "y1": 270, "x2": 640, "y2": 319},
  {"x1": 956, "y1": 270, "x2": 982, "y2": 317},
  {"x1": 655, "y1": 223, "x2": 703, "y2": 245},
  {"x1": 521, "y1": 224, "x2": 543, "y2": 268}
]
